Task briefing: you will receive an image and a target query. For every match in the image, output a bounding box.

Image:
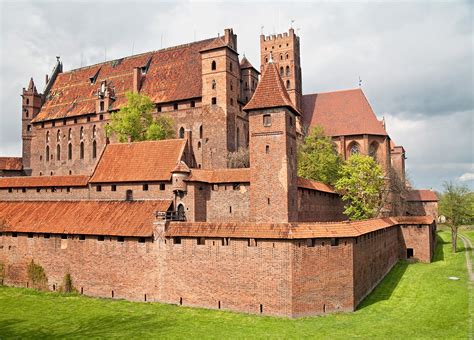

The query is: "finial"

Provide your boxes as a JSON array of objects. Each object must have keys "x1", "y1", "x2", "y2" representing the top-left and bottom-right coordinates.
[{"x1": 56, "y1": 56, "x2": 60, "y2": 63}]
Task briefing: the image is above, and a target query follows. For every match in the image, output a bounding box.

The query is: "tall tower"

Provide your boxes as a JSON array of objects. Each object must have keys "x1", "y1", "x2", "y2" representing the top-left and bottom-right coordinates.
[
  {"x1": 244, "y1": 62, "x2": 300, "y2": 223},
  {"x1": 21, "y1": 78, "x2": 42, "y2": 175},
  {"x1": 260, "y1": 28, "x2": 302, "y2": 111}
]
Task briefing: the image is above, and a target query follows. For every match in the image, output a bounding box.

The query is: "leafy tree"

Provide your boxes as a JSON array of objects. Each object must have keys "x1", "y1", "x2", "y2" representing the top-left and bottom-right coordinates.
[
  {"x1": 227, "y1": 148, "x2": 250, "y2": 168},
  {"x1": 297, "y1": 125, "x2": 342, "y2": 185},
  {"x1": 335, "y1": 154, "x2": 385, "y2": 220},
  {"x1": 106, "y1": 92, "x2": 175, "y2": 142},
  {"x1": 439, "y1": 181, "x2": 473, "y2": 253}
]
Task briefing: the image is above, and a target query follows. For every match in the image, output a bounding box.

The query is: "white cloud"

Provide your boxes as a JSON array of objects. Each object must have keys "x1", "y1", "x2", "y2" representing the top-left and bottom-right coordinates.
[{"x1": 459, "y1": 172, "x2": 474, "y2": 182}]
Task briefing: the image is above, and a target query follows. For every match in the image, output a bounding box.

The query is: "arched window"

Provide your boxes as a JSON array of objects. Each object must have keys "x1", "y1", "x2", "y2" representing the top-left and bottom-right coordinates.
[
  {"x1": 369, "y1": 142, "x2": 379, "y2": 160},
  {"x1": 199, "y1": 125, "x2": 203, "y2": 139},
  {"x1": 56, "y1": 144, "x2": 60, "y2": 161},
  {"x1": 265, "y1": 57, "x2": 268, "y2": 63},
  {"x1": 45, "y1": 145, "x2": 50, "y2": 162},
  {"x1": 211, "y1": 60, "x2": 216, "y2": 71},
  {"x1": 68, "y1": 143, "x2": 72, "y2": 160},
  {"x1": 68, "y1": 128, "x2": 72, "y2": 141},
  {"x1": 179, "y1": 127, "x2": 185, "y2": 139},
  {"x1": 280, "y1": 54, "x2": 283, "y2": 61},
  {"x1": 197, "y1": 141, "x2": 201, "y2": 149},
  {"x1": 80, "y1": 127, "x2": 84, "y2": 140},
  {"x1": 285, "y1": 66, "x2": 290, "y2": 76},
  {"x1": 349, "y1": 142, "x2": 360, "y2": 155},
  {"x1": 285, "y1": 53, "x2": 289, "y2": 60},
  {"x1": 46, "y1": 131, "x2": 50, "y2": 144},
  {"x1": 57, "y1": 130, "x2": 61, "y2": 142},
  {"x1": 177, "y1": 204, "x2": 185, "y2": 221},
  {"x1": 280, "y1": 66, "x2": 284, "y2": 77},
  {"x1": 80, "y1": 142, "x2": 84, "y2": 159},
  {"x1": 286, "y1": 80, "x2": 290, "y2": 89},
  {"x1": 92, "y1": 140, "x2": 97, "y2": 159},
  {"x1": 211, "y1": 80, "x2": 216, "y2": 90},
  {"x1": 92, "y1": 125, "x2": 96, "y2": 139}
]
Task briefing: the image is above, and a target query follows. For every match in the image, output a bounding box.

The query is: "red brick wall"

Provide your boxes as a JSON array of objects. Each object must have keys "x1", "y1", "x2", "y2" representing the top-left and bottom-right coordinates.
[
  {"x1": 399, "y1": 224, "x2": 435, "y2": 263},
  {"x1": 406, "y1": 201, "x2": 438, "y2": 220},
  {"x1": 297, "y1": 188, "x2": 346, "y2": 222},
  {"x1": 0, "y1": 187, "x2": 89, "y2": 201},
  {"x1": 352, "y1": 226, "x2": 400, "y2": 306}
]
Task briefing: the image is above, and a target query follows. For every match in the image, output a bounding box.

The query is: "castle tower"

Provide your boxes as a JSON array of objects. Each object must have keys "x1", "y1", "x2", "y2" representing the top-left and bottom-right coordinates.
[
  {"x1": 21, "y1": 78, "x2": 42, "y2": 175},
  {"x1": 200, "y1": 29, "x2": 241, "y2": 168},
  {"x1": 260, "y1": 28, "x2": 302, "y2": 112},
  {"x1": 244, "y1": 61, "x2": 300, "y2": 223},
  {"x1": 240, "y1": 56, "x2": 259, "y2": 104}
]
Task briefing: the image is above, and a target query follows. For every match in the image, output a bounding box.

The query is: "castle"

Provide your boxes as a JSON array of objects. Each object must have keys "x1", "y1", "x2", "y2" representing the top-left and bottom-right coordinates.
[{"x1": 0, "y1": 28, "x2": 438, "y2": 317}]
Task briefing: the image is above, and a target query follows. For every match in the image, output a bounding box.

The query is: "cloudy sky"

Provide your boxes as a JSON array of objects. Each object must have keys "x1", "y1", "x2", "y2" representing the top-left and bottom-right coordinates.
[{"x1": 0, "y1": 0, "x2": 472, "y2": 191}]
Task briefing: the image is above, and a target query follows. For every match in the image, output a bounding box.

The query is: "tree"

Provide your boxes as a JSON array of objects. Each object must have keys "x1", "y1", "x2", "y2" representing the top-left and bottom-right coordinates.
[
  {"x1": 335, "y1": 154, "x2": 385, "y2": 220},
  {"x1": 297, "y1": 125, "x2": 342, "y2": 185},
  {"x1": 226, "y1": 148, "x2": 249, "y2": 168},
  {"x1": 439, "y1": 181, "x2": 473, "y2": 253},
  {"x1": 106, "y1": 92, "x2": 175, "y2": 142}
]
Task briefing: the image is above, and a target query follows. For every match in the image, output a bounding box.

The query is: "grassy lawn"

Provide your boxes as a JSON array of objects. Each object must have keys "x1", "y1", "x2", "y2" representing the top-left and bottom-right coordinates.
[{"x1": 0, "y1": 230, "x2": 470, "y2": 339}]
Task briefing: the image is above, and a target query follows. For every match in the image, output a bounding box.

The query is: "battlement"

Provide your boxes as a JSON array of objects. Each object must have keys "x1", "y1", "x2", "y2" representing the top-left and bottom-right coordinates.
[{"x1": 260, "y1": 28, "x2": 297, "y2": 42}]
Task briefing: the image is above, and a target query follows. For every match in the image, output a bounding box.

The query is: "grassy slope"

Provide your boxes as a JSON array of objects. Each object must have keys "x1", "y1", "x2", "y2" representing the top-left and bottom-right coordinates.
[{"x1": 0, "y1": 231, "x2": 470, "y2": 339}]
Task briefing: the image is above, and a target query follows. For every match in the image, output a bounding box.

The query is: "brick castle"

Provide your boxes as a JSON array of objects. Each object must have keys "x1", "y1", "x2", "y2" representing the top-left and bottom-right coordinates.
[{"x1": 0, "y1": 28, "x2": 438, "y2": 317}]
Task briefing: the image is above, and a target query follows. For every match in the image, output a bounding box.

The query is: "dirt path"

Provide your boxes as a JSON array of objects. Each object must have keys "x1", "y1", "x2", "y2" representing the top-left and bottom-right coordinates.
[{"x1": 459, "y1": 234, "x2": 474, "y2": 282}]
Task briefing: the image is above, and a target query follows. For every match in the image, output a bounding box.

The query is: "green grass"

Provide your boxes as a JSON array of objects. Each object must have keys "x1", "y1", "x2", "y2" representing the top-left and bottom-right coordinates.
[{"x1": 0, "y1": 231, "x2": 470, "y2": 339}]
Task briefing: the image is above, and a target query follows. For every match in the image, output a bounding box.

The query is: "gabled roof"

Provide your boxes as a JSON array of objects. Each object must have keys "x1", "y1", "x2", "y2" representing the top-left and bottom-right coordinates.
[
  {"x1": 188, "y1": 168, "x2": 250, "y2": 183},
  {"x1": 0, "y1": 157, "x2": 22, "y2": 171},
  {"x1": 301, "y1": 88, "x2": 388, "y2": 137},
  {"x1": 0, "y1": 200, "x2": 172, "y2": 237},
  {"x1": 90, "y1": 139, "x2": 186, "y2": 183},
  {"x1": 406, "y1": 190, "x2": 438, "y2": 202},
  {"x1": 240, "y1": 56, "x2": 259, "y2": 73},
  {"x1": 0, "y1": 175, "x2": 88, "y2": 188},
  {"x1": 244, "y1": 62, "x2": 300, "y2": 115},
  {"x1": 32, "y1": 37, "x2": 221, "y2": 123}
]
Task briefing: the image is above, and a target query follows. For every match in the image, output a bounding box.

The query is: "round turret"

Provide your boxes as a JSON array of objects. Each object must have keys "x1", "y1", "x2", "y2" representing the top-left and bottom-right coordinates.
[{"x1": 171, "y1": 161, "x2": 191, "y2": 192}]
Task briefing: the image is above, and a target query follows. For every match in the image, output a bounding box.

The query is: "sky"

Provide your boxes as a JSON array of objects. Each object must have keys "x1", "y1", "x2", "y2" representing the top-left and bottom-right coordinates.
[{"x1": 0, "y1": 0, "x2": 472, "y2": 192}]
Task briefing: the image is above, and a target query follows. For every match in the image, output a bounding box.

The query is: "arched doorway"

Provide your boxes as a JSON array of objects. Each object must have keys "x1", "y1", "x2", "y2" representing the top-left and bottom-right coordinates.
[{"x1": 177, "y1": 204, "x2": 185, "y2": 221}]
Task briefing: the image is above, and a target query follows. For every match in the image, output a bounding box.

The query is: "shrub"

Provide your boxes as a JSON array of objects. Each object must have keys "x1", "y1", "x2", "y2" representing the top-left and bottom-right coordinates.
[
  {"x1": 27, "y1": 260, "x2": 48, "y2": 290},
  {"x1": 60, "y1": 273, "x2": 76, "y2": 293}
]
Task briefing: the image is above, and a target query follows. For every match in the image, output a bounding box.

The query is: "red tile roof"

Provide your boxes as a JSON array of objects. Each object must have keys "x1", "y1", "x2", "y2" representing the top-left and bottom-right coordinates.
[
  {"x1": 0, "y1": 157, "x2": 22, "y2": 171},
  {"x1": 32, "y1": 37, "x2": 221, "y2": 123},
  {"x1": 90, "y1": 140, "x2": 186, "y2": 183},
  {"x1": 297, "y1": 177, "x2": 336, "y2": 194},
  {"x1": 244, "y1": 62, "x2": 300, "y2": 115},
  {"x1": 188, "y1": 168, "x2": 250, "y2": 183},
  {"x1": 301, "y1": 89, "x2": 388, "y2": 136},
  {"x1": 240, "y1": 56, "x2": 258, "y2": 73},
  {"x1": 0, "y1": 200, "x2": 171, "y2": 237},
  {"x1": 166, "y1": 216, "x2": 434, "y2": 239},
  {"x1": 406, "y1": 190, "x2": 438, "y2": 202},
  {"x1": 172, "y1": 161, "x2": 191, "y2": 173},
  {"x1": 0, "y1": 175, "x2": 89, "y2": 188}
]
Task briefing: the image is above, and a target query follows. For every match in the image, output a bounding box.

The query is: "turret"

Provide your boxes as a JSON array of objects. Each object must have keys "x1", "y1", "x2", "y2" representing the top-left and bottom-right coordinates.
[
  {"x1": 21, "y1": 78, "x2": 42, "y2": 175},
  {"x1": 240, "y1": 56, "x2": 259, "y2": 104},
  {"x1": 172, "y1": 161, "x2": 191, "y2": 193}
]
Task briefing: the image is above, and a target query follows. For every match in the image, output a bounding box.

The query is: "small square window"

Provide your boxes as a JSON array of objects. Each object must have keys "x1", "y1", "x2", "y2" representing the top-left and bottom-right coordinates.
[
  {"x1": 96, "y1": 185, "x2": 102, "y2": 192},
  {"x1": 263, "y1": 114, "x2": 271, "y2": 127},
  {"x1": 61, "y1": 234, "x2": 67, "y2": 240},
  {"x1": 12, "y1": 233, "x2": 17, "y2": 238},
  {"x1": 117, "y1": 236, "x2": 124, "y2": 243},
  {"x1": 197, "y1": 237, "x2": 205, "y2": 245},
  {"x1": 143, "y1": 184, "x2": 149, "y2": 191},
  {"x1": 22, "y1": 188, "x2": 27, "y2": 193},
  {"x1": 331, "y1": 238, "x2": 339, "y2": 246},
  {"x1": 28, "y1": 233, "x2": 33, "y2": 238},
  {"x1": 111, "y1": 185, "x2": 117, "y2": 192},
  {"x1": 79, "y1": 235, "x2": 86, "y2": 241},
  {"x1": 211, "y1": 97, "x2": 217, "y2": 105},
  {"x1": 8, "y1": 188, "x2": 12, "y2": 193},
  {"x1": 190, "y1": 101, "x2": 195, "y2": 108},
  {"x1": 138, "y1": 237, "x2": 146, "y2": 243},
  {"x1": 159, "y1": 184, "x2": 165, "y2": 190},
  {"x1": 174, "y1": 237, "x2": 181, "y2": 244},
  {"x1": 98, "y1": 235, "x2": 105, "y2": 241},
  {"x1": 157, "y1": 106, "x2": 162, "y2": 113},
  {"x1": 174, "y1": 103, "x2": 178, "y2": 110}
]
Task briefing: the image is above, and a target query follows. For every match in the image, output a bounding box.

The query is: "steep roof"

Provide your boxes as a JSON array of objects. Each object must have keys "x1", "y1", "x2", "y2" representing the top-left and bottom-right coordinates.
[
  {"x1": 90, "y1": 139, "x2": 186, "y2": 183},
  {"x1": 244, "y1": 62, "x2": 300, "y2": 115},
  {"x1": 301, "y1": 88, "x2": 388, "y2": 136},
  {"x1": 240, "y1": 56, "x2": 259, "y2": 73},
  {"x1": 0, "y1": 175, "x2": 88, "y2": 188},
  {"x1": 0, "y1": 200, "x2": 171, "y2": 237},
  {"x1": 406, "y1": 189, "x2": 438, "y2": 202},
  {"x1": 0, "y1": 157, "x2": 22, "y2": 171},
  {"x1": 32, "y1": 37, "x2": 221, "y2": 123},
  {"x1": 166, "y1": 216, "x2": 434, "y2": 239}
]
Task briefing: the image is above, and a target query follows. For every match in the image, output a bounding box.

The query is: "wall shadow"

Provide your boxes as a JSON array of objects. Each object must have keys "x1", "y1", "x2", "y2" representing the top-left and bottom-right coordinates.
[{"x1": 432, "y1": 233, "x2": 446, "y2": 262}]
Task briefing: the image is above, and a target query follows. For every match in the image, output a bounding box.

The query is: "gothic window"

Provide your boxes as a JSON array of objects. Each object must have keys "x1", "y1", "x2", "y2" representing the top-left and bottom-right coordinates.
[
  {"x1": 285, "y1": 66, "x2": 290, "y2": 76},
  {"x1": 46, "y1": 131, "x2": 50, "y2": 144},
  {"x1": 211, "y1": 60, "x2": 216, "y2": 71},
  {"x1": 92, "y1": 125, "x2": 96, "y2": 139},
  {"x1": 179, "y1": 127, "x2": 185, "y2": 139},
  {"x1": 80, "y1": 127, "x2": 84, "y2": 140},
  {"x1": 211, "y1": 80, "x2": 216, "y2": 90},
  {"x1": 286, "y1": 53, "x2": 289, "y2": 60},
  {"x1": 286, "y1": 80, "x2": 290, "y2": 89},
  {"x1": 349, "y1": 142, "x2": 360, "y2": 155},
  {"x1": 45, "y1": 146, "x2": 50, "y2": 162},
  {"x1": 80, "y1": 142, "x2": 84, "y2": 159},
  {"x1": 57, "y1": 130, "x2": 61, "y2": 142},
  {"x1": 68, "y1": 143, "x2": 72, "y2": 160},
  {"x1": 369, "y1": 142, "x2": 379, "y2": 160},
  {"x1": 199, "y1": 125, "x2": 203, "y2": 139},
  {"x1": 197, "y1": 141, "x2": 201, "y2": 149},
  {"x1": 56, "y1": 144, "x2": 60, "y2": 161},
  {"x1": 92, "y1": 140, "x2": 97, "y2": 159},
  {"x1": 280, "y1": 66, "x2": 284, "y2": 77},
  {"x1": 68, "y1": 128, "x2": 72, "y2": 141}
]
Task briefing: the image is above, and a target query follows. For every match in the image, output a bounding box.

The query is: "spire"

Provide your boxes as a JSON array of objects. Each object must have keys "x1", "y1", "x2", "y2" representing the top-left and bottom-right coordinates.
[
  {"x1": 26, "y1": 78, "x2": 38, "y2": 95},
  {"x1": 243, "y1": 62, "x2": 300, "y2": 115}
]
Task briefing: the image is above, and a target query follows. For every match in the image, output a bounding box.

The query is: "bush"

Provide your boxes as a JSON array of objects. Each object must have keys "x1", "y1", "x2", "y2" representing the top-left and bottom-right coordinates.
[
  {"x1": 61, "y1": 273, "x2": 76, "y2": 293},
  {"x1": 226, "y1": 148, "x2": 249, "y2": 168},
  {"x1": 0, "y1": 261, "x2": 5, "y2": 285},
  {"x1": 27, "y1": 260, "x2": 48, "y2": 290}
]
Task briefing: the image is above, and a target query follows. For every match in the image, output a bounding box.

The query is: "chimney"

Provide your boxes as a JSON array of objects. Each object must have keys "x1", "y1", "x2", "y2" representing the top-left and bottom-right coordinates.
[
  {"x1": 224, "y1": 28, "x2": 234, "y2": 48},
  {"x1": 133, "y1": 67, "x2": 142, "y2": 93}
]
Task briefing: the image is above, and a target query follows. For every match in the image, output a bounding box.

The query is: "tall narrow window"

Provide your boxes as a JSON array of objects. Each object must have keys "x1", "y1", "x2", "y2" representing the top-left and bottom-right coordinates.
[
  {"x1": 80, "y1": 127, "x2": 84, "y2": 140},
  {"x1": 100, "y1": 101, "x2": 105, "y2": 112},
  {"x1": 286, "y1": 66, "x2": 290, "y2": 76},
  {"x1": 211, "y1": 80, "x2": 216, "y2": 90},
  {"x1": 286, "y1": 80, "x2": 290, "y2": 89},
  {"x1": 199, "y1": 125, "x2": 203, "y2": 139},
  {"x1": 179, "y1": 127, "x2": 185, "y2": 139},
  {"x1": 92, "y1": 125, "x2": 96, "y2": 139},
  {"x1": 211, "y1": 60, "x2": 216, "y2": 70},
  {"x1": 68, "y1": 143, "x2": 72, "y2": 160},
  {"x1": 92, "y1": 140, "x2": 97, "y2": 159},
  {"x1": 80, "y1": 142, "x2": 84, "y2": 159},
  {"x1": 46, "y1": 131, "x2": 50, "y2": 143},
  {"x1": 280, "y1": 66, "x2": 284, "y2": 77},
  {"x1": 46, "y1": 146, "x2": 50, "y2": 162},
  {"x1": 57, "y1": 130, "x2": 61, "y2": 142},
  {"x1": 68, "y1": 128, "x2": 72, "y2": 141},
  {"x1": 56, "y1": 144, "x2": 60, "y2": 161}
]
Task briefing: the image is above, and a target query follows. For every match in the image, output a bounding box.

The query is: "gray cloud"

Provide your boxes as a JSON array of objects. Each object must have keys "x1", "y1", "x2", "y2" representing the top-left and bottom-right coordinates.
[{"x1": 0, "y1": 0, "x2": 472, "y2": 191}]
